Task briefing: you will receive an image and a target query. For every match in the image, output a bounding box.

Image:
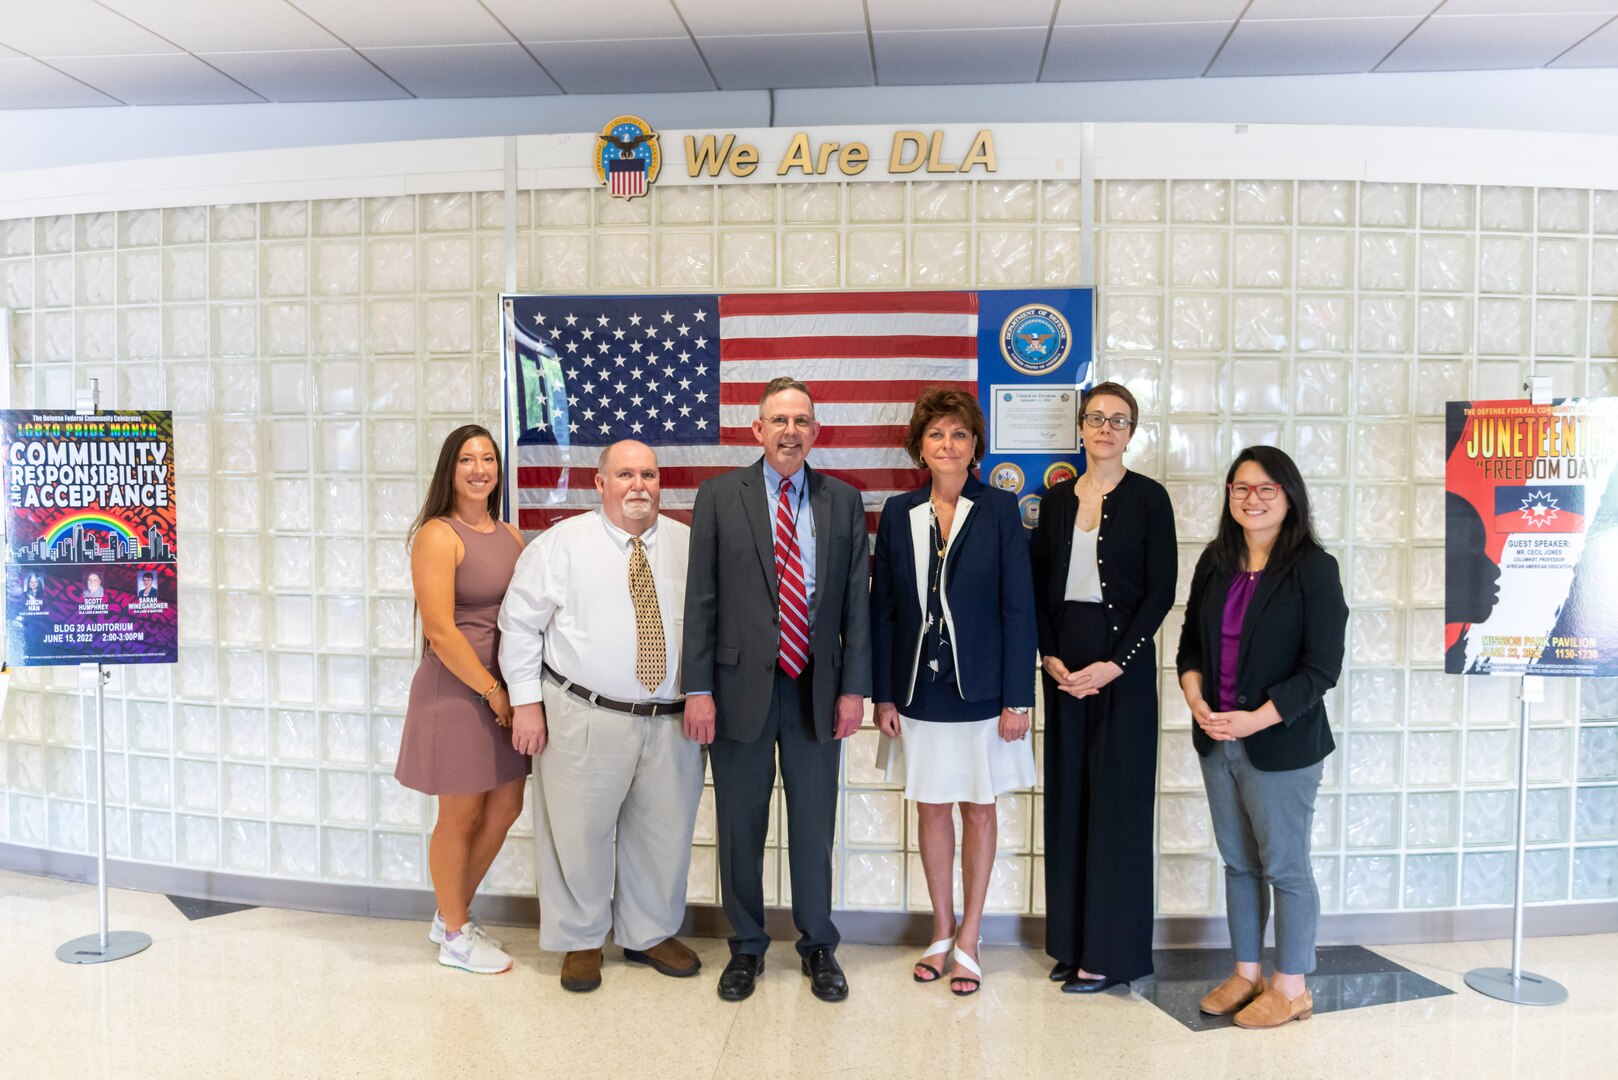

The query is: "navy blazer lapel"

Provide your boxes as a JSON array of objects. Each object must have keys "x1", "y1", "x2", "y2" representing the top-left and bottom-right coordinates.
[
  {"x1": 943, "y1": 474, "x2": 989, "y2": 581},
  {"x1": 739, "y1": 460, "x2": 779, "y2": 596},
  {"x1": 808, "y1": 465, "x2": 832, "y2": 621}
]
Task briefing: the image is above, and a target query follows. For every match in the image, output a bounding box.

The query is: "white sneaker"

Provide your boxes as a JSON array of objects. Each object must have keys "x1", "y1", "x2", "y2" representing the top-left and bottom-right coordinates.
[
  {"x1": 430, "y1": 911, "x2": 503, "y2": 949},
  {"x1": 438, "y1": 923, "x2": 513, "y2": 974}
]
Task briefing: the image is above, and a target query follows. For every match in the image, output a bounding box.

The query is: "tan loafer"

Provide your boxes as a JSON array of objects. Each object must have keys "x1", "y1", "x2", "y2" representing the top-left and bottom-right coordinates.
[
  {"x1": 624, "y1": 937, "x2": 701, "y2": 978},
  {"x1": 561, "y1": 948, "x2": 604, "y2": 993},
  {"x1": 1234, "y1": 985, "x2": 1313, "y2": 1029},
  {"x1": 1200, "y1": 973, "x2": 1265, "y2": 1016}
]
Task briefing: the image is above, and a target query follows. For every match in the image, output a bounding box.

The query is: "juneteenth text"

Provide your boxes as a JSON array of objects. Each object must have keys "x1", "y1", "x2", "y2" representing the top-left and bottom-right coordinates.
[
  {"x1": 1462, "y1": 409, "x2": 1615, "y2": 479},
  {"x1": 8, "y1": 440, "x2": 171, "y2": 508}
]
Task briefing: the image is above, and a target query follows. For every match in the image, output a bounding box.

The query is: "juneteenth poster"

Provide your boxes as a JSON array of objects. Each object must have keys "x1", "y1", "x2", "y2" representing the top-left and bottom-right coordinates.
[
  {"x1": 1445, "y1": 397, "x2": 1618, "y2": 677},
  {"x1": 2, "y1": 410, "x2": 177, "y2": 667}
]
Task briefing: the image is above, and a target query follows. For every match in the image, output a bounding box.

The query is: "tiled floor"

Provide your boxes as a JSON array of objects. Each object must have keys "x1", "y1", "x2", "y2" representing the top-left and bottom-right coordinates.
[{"x1": 2, "y1": 869, "x2": 1613, "y2": 1080}]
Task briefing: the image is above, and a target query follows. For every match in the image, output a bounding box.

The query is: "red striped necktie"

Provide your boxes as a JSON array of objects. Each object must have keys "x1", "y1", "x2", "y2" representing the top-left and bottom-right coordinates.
[{"x1": 774, "y1": 477, "x2": 810, "y2": 678}]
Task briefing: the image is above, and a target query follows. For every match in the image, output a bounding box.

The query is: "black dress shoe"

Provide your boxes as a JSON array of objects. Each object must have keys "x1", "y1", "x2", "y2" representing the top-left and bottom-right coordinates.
[
  {"x1": 717, "y1": 953, "x2": 764, "y2": 1002},
  {"x1": 1061, "y1": 974, "x2": 1126, "y2": 994},
  {"x1": 1049, "y1": 961, "x2": 1077, "y2": 982},
  {"x1": 801, "y1": 946, "x2": 849, "y2": 1002}
]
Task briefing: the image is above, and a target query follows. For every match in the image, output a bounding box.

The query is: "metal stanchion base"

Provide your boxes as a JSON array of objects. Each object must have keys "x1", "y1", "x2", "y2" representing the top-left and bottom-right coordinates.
[
  {"x1": 1464, "y1": 966, "x2": 1568, "y2": 1006},
  {"x1": 55, "y1": 931, "x2": 152, "y2": 965}
]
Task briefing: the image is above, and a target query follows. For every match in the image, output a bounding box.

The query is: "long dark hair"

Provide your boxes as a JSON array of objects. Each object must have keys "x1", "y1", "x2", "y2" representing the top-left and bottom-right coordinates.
[
  {"x1": 1209, "y1": 445, "x2": 1321, "y2": 574},
  {"x1": 407, "y1": 424, "x2": 503, "y2": 547}
]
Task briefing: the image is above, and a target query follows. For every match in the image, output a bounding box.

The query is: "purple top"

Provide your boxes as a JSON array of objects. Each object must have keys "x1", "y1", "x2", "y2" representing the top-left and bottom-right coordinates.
[{"x1": 1218, "y1": 570, "x2": 1263, "y2": 713}]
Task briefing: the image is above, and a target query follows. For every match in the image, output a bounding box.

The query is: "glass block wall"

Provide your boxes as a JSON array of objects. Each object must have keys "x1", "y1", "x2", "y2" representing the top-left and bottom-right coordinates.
[{"x1": 1, "y1": 174, "x2": 1615, "y2": 919}]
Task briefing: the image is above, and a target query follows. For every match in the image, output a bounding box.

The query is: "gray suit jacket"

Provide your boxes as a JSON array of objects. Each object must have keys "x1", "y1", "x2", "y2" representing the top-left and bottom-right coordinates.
[{"x1": 682, "y1": 458, "x2": 873, "y2": 743}]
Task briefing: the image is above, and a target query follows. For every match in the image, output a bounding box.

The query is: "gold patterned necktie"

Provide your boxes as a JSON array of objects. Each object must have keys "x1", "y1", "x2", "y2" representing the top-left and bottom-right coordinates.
[{"x1": 628, "y1": 537, "x2": 666, "y2": 693}]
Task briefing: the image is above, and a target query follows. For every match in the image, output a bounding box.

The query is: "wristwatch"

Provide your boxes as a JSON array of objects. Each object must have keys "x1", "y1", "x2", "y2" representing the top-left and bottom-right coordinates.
[{"x1": 1008, "y1": 706, "x2": 1031, "y2": 715}]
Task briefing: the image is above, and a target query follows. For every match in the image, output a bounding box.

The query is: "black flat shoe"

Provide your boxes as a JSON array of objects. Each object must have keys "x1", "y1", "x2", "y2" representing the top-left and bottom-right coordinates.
[
  {"x1": 802, "y1": 946, "x2": 849, "y2": 1002},
  {"x1": 717, "y1": 953, "x2": 763, "y2": 1002},
  {"x1": 1049, "y1": 961, "x2": 1077, "y2": 982},
  {"x1": 1061, "y1": 974, "x2": 1126, "y2": 994}
]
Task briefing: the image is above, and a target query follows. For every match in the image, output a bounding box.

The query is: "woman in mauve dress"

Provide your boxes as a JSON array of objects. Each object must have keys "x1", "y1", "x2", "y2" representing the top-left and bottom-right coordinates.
[{"x1": 395, "y1": 424, "x2": 529, "y2": 974}]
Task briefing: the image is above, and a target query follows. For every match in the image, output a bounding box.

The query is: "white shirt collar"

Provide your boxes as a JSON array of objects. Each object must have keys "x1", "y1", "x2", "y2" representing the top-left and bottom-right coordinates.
[{"x1": 597, "y1": 510, "x2": 659, "y2": 552}]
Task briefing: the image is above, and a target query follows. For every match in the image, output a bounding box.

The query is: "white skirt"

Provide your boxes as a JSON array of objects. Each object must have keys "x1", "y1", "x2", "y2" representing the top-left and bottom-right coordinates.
[{"x1": 881, "y1": 713, "x2": 1037, "y2": 805}]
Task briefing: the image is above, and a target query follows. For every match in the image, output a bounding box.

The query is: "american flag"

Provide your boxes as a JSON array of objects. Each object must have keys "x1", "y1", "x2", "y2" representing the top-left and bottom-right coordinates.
[{"x1": 507, "y1": 291, "x2": 979, "y2": 532}]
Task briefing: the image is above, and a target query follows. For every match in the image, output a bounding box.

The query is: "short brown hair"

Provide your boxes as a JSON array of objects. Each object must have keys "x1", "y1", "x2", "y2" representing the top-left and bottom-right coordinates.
[
  {"x1": 758, "y1": 376, "x2": 814, "y2": 414},
  {"x1": 904, "y1": 387, "x2": 987, "y2": 467},
  {"x1": 1081, "y1": 380, "x2": 1140, "y2": 425}
]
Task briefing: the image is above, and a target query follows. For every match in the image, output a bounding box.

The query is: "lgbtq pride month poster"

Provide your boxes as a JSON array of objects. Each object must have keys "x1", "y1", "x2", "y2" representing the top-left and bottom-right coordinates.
[
  {"x1": 1444, "y1": 397, "x2": 1618, "y2": 677},
  {"x1": 3, "y1": 411, "x2": 177, "y2": 667}
]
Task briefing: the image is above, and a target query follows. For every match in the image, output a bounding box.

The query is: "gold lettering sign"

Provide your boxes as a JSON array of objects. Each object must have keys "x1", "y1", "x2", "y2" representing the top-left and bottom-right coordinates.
[{"x1": 681, "y1": 129, "x2": 995, "y2": 179}]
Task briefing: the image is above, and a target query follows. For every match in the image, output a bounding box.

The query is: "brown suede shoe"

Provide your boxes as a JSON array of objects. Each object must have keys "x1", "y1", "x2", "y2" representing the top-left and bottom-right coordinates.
[
  {"x1": 560, "y1": 948, "x2": 604, "y2": 993},
  {"x1": 1199, "y1": 973, "x2": 1265, "y2": 1016},
  {"x1": 623, "y1": 937, "x2": 702, "y2": 978},
  {"x1": 1234, "y1": 984, "x2": 1313, "y2": 1029}
]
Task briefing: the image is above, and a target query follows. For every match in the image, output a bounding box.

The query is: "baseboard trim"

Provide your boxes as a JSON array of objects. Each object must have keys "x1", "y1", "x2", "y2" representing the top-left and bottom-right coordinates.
[{"x1": 6, "y1": 842, "x2": 1613, "y2": 948}]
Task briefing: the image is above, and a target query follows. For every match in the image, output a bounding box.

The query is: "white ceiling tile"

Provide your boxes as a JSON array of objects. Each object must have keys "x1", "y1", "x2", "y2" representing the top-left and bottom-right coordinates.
[
  {"x1": 1548, "y1": 17, "x2": 1618, "y2": 65},
  {"x1": 47, "y1": 53, "x2": 264, "y2": 105},
  {"x1": 700, "y1": 33, "x2": 874, "y2": 90},
  {"x1": 674, "y1": 0, "x2": 868, "y2": 38},
  {"x1": 1439, "y1": 1, "x2": 1618, "y2": 14},
  {"x1": 1244, "y1": 0, "x2": 1433, "y2": 16},
  {"x1": 96, "y1": 0, "x2": 340, "y2": 52},
  {"x1": 866, "y1": 0, "x2": 1055, "y2": 32},
  {"x1": 291, "y1": 0, "x2": 512, "y2": 48},
  {"x1": 0, "y1": 0, "x2": 179, "y2": 57},
  {"x1": 526, "y1": 38, "x2": 715, "y2": 94},
  {"x1": 0, "y1": 42, "x2": 20, "y2": 59},
  {"x1": 200, "y1": 48, "x2": 411, "y2": 102},
  {"x1": 1042, "y1": 22, "x2": 1229, "y2": 80},
  {"x1": 872, "y1": 27, "x2": 1047, "y2": 84},
  {"x1": 360, "y1": 43, "x2": 560, "y2": 97},
  {"x1": 1210, "y1": 16, "x2": 1423, "y2": 76},
  {"x1": 1055, "y1": 0, "x2": 1247, "y2": 26},
  {"x1": 0, "y1": 56, "x2": 121, "y2": 106},
  {"x1": 1378, "y1": 12, "x2": 1613, "y2": 70},
  {"x1": 482, "y1": 0, "x2": 690, "y2": 42}
]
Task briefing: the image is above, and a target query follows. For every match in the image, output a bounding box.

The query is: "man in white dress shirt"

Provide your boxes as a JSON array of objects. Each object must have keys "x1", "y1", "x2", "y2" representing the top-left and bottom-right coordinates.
[{"x1": 498, "y1": 440, "x2": 704, "y2": 993}]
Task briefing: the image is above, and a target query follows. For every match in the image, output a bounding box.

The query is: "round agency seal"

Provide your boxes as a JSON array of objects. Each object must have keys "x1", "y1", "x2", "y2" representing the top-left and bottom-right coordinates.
[
  {"x1": 988, "y1": 461, "x2": 1026, "y2": 493},
  {"x1": 1043, "y1": 461, "x2": 1078, "y2": 488},
  {"x1": 1018, "y1": 494, "x2": 1043, "y2": 530},
  {"x1": 1000, "y1": 304, "x2": 1073, "y2": 376}
]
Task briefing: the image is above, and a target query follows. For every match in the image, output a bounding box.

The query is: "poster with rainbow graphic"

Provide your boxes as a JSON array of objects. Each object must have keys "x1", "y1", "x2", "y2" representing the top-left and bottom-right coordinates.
[{"x1": 3, "y1": 410, "x2": 176, "y2": 667}]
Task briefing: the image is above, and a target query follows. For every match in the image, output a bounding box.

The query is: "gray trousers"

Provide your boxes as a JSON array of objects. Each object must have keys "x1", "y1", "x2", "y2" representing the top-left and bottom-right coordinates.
[
  {"x1": 533, "y1": 683, "x2": 705, "y2": 953},
  {"x1": 1199, "y1": 738, "x2": 1325, "y2": 975}
]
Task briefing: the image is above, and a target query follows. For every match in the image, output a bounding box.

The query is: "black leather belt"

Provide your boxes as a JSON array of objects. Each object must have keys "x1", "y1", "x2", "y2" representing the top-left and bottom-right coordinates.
[{"x1": 543, "y1": 666, "x2": 683, "y2": 716}]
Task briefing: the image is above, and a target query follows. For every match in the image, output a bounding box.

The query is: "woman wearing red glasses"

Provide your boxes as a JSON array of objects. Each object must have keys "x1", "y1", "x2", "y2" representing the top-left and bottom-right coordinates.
[
  {"x1": 1176, "y1": 445, "x2": 1347, "y2": 1029},
  {"x1": 1030, "y1": 380, "x2": 1176, "y2": 996}
]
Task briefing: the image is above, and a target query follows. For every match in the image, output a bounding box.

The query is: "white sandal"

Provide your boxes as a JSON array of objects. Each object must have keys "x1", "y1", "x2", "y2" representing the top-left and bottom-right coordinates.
[
  {"x1": 913, "y1": 935, "x2": 955, "y2": 983},
  {"x1": 949, "y1": 940, "x2": 983, "y2": 997}
]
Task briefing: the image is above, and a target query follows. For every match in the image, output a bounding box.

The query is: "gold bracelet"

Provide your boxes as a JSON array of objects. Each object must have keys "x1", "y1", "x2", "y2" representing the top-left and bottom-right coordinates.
[{"x1": 479, "y1": 680, "x2": 502, "y2": 702}]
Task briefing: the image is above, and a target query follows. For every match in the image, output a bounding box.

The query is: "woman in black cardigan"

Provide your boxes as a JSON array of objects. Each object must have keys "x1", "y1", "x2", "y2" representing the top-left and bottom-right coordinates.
[
  {"x1": 1176, "y1": 445, "x2": 1347, "y2": 1030},
  {"x1": 1030, "y1": 381, "x2": 1176, "y2": 994}
]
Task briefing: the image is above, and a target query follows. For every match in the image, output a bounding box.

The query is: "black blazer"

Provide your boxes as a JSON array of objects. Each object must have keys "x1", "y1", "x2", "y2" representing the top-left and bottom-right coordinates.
[
  {"x1": 683, "y1": 459, "x2": 873, "y2": 744},
  {"x1": 1175, "y1": 545, "x2": 1348, "y2": 772},
  {"x1": 1030, "y1": 471, "x2": 1177, "y2": 675},
  {"x1": 870, "y1": 475, "x2": 1037, "y2": 711}
]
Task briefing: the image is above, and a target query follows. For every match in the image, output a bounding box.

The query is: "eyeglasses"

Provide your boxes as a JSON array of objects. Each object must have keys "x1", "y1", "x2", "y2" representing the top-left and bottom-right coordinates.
[
  {"x1": 762, "y1": 415, "x2": 814, "y2": 431},
  {"x1": 1081, "y1": 412, "x2": 1135, "y2": 431},
  {"x1": 1228, "y1": 483, "x2": 1282, "y2": 501}
]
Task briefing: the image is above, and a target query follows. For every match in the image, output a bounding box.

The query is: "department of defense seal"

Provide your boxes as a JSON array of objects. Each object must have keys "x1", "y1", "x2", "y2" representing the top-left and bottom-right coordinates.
[{"x1": 1000, "y1": 304, "x2": 1072, "y2": 377}]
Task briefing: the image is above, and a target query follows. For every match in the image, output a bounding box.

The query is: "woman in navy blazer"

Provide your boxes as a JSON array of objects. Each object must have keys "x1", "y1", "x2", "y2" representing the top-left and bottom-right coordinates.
[
  {"x1": 871, "y1": 387, "x2": 1038, "y2": 997},
  {"x1": 1176, "y1": 445, "x2": 1347, "y2": 1030}
]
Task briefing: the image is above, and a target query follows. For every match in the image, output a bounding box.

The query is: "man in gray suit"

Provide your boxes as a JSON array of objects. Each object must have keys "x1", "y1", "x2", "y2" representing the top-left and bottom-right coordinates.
[{"x1": 682, "y1": 376, "x2": 872, "y2": 1003}]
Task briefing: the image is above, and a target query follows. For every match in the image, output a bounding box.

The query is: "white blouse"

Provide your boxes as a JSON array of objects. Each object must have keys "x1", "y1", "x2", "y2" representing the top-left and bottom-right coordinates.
[{"x1": 1062, "y1": 524, "x2": 1103, "y2": 603}]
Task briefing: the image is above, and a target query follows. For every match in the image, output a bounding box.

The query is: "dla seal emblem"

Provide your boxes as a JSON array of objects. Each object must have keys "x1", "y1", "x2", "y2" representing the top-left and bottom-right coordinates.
[
  {"x1": 594, "y1": 115, "x2": 661, "y2": 201},
  {"x1": 1000, "y1": 304, "x2": 1072, "y2": 376}
]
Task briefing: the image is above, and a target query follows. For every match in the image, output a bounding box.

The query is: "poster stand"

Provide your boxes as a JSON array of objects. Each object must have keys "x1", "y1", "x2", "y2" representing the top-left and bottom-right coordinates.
[
  {"x1": 1460, "y1": 375, "x2": 1567, "y2": 1006},
  {"x1": 1461, "y1": 675, "x2": 1567, "y2": 1005},
  {"x1": 50, "y1": 380, "x2": 151, "y2": 965}
]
